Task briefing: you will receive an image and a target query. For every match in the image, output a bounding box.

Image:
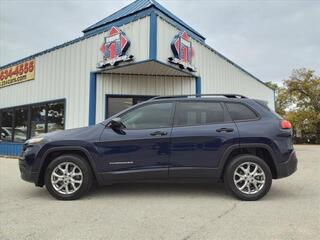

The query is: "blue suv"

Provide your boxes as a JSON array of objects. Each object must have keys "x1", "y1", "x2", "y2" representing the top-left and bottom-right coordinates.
[{"x1": 19, "y1": 94, "x2": 297, "y2": 201}]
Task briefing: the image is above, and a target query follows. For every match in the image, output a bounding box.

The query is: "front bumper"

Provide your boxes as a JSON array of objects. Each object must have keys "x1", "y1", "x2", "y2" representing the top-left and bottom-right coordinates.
[
  {"x1": 19, "y1": 157, "x2": 38, "y2": 183},
  {"x1": 276, "y1": 150, "x2": 298, "y2": 179},
  {"x1": 18, "y1": 142, "x2": 44, "y2": 185}
]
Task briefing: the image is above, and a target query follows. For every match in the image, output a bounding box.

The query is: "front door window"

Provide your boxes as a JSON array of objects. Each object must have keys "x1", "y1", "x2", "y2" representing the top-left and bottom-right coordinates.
[{"x1": 121, "y1": 102, "x2": 174, "y2": 129}]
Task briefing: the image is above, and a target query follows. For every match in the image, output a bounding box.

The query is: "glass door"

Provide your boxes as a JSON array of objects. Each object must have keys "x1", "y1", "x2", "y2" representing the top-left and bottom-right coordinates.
[{"x1": 105, "y1": 95, "x2": 154, "y2": 118}]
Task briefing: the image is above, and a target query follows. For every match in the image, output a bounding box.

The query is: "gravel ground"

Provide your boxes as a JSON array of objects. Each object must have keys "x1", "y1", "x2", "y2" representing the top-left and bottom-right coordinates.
[{"x1": 0, "y1": 145, "x2": 319, "y2": 240}]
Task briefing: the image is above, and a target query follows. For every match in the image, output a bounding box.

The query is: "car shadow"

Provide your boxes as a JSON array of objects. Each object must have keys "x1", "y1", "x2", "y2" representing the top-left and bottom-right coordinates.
[
  {"x1": 26, "y1": 181, "x2": 296, "y2": 201},
  {"x1": 23, "y1": 182, "x2": 234, "y2": 201},
  {"x1": 87, "y1": 182, "x2": 233, "y2": 200}
]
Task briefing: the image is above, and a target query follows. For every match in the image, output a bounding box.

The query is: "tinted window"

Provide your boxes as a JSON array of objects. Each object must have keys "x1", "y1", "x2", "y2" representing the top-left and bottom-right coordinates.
[
  {"x1": 174, "y1": 102, "x2": 224, "y2": 126},
  {"x1": 0, "y1": 100, "x2": 65, "y2": 142},
  {"x1": 47, "y1": 102, "x2": 64, "y2": 132},
  {"x1": 226, "y1": 103, "x2": 258, "y2": 121},
  {"x1": 255, "y1": 100, "x2": 282, "y2": 119},
  {"x1": 31, "y1": 105, "x2": 46, "y2": 137},
  {"x1": 108, "y1": 97, "x2": 133, "y2": 117},
  {"x1": 106, "y1": 96, "x2": 153, "y2": 118},
  {"x1": 14, "y1": 107, "x2": 28, "y2": 142},
  {"x1": 121, "y1": 102, "x2": 173, "y2": 129},
  {"x1": 0, "y1": 110, "x2": 13, "y2": 141}
]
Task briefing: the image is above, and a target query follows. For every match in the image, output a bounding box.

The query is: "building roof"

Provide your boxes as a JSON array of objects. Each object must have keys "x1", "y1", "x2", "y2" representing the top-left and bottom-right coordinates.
[
  {"x1": 0, "y1": 0, "x2": 273, "y2": 91},
  {"x1": 82, "y1": 0, "x2": 205, "y2": 41}
]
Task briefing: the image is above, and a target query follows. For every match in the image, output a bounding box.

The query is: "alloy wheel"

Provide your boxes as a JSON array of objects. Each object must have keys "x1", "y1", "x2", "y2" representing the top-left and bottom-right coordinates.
[
  {"x1": 51, "y1": 162, "x2": 83, "y2": 195},
  {"x1": 233, "y1": 162, "x2": 266, "y2": 195}
]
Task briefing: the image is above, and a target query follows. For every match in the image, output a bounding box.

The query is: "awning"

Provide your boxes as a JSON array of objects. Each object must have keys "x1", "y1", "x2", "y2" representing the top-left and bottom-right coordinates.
[{"x1": 96, "y1": 60, "x2": 196, "y2": 77}]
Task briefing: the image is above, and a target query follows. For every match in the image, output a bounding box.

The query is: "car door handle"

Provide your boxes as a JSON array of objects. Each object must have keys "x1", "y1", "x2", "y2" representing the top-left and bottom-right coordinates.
[
  {"x1": 150, "y1": 131, "x2": 168, "y2": 136},
  {"x1": 216, "y1": 128, "x2": 234, "y2": 133}
]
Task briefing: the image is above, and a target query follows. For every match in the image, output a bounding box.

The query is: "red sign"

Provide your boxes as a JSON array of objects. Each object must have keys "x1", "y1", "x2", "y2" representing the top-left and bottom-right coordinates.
[
  {"x1": 168, "y1": 31, "x2": 195, "y2": 72},
  {"x1": 97, "y1": 26, "x2": 133, "y2": 68}
]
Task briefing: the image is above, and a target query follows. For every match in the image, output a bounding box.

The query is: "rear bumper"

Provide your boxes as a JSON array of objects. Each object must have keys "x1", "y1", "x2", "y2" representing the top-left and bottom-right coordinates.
[
  {"x1": 19, "y1": 158, "x2": 38, "y2": 184},
  {"x1": 276, "y1": 150, "x2": 298, "y2": 179}
]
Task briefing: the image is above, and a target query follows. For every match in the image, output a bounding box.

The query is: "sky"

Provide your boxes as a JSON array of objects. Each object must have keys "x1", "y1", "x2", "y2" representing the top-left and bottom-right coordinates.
[{"x1": 0, "y1": 0, "x2": 319, "y2": 84}]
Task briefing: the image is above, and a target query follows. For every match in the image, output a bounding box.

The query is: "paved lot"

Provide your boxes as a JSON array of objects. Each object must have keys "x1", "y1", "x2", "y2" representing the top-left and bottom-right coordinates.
[{"x1": 0, "y1": 145, "x2": 319, "y2": 240}]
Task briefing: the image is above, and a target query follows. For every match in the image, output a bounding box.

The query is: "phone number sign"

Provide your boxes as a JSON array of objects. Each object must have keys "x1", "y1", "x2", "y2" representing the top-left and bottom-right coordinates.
[{"x1": 0, "y1": 59, "x2": 35, "y2": 88}]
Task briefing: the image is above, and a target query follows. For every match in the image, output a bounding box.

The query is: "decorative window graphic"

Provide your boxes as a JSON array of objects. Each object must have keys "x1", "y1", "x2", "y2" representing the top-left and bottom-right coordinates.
[{"x1": 97, "y1": 26, "x2": 133, "y2": 68}]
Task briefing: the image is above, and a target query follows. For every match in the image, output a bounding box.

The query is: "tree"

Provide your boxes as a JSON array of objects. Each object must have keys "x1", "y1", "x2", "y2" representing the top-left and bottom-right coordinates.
[
  {"x1": 284, "y1": 69, "x2": 320, "y2": 113},
  {"x1": 265, "y1": 81, "x2": 288, "y2": 116},
  {"x1": 279, "y1": 69, "x2": 320, "y2": 143}
]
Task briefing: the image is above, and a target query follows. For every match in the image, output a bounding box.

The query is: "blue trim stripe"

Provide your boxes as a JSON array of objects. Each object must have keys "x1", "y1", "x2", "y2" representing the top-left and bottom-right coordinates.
[
  {"x1": 88, "y1": 72, "x2": 97, "y2": 126},
  {"x1": 149, "y1": 11, "x2": 157, "y2": 60},
  {"x1": 195, "y1": 77, "x2": 201, "y2": 95},
  {"x1": 0, "y1": 142, "x2": 23, "y2": 157}
]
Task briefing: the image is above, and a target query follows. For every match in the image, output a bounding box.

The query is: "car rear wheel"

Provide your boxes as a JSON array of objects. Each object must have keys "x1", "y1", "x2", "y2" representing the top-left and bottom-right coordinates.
[
  {"x1": 224, "y1": 155, "x2": 272, "y2": 201},
  {"x1": 44, "y1": 154, "x2": 93, "y2": 200}
]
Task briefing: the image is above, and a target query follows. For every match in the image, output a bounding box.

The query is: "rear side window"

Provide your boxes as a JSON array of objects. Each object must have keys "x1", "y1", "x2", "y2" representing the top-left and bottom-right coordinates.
[
  {"x1": 174, "y1": 102, "x2": 224, "y2": 126},
  {"x1": 255, "y1": 100, "x2": 282, "y2": 119},
  {"x1": 226, "y1": 103, "x2": 258, "y2": 121}
]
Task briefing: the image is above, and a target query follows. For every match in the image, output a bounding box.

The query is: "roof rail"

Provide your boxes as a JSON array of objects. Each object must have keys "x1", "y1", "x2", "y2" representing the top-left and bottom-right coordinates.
[{"x1": 150, "y1": 94, "x2": 248, "y2": 100}]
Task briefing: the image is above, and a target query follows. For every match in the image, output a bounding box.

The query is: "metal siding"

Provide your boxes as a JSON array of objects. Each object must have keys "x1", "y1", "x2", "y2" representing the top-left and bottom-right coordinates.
[
  {"x1": 156, "y1": 17, "x2": 275, "y2": 109},
  {"x1": 0, "y1": 17, "x2": 150, "y2": 129},
  {"x1": 122, "y1": 17, "x2": 150, "y2": 62},
  {"x1": 192, "y1": 41, "x2": 275, "y2": 108},
  {"x1": 95, "y1": 74, "x2": 194, "y2": 123},
  {"x1": 157, "y1": 16, "x2": 178, "y2": 64}
]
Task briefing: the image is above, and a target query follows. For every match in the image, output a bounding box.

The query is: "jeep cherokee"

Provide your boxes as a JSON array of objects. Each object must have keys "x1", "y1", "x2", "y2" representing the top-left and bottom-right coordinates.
[{"x1": 19, "y1": 94, "x2": 297, "y2": 201}]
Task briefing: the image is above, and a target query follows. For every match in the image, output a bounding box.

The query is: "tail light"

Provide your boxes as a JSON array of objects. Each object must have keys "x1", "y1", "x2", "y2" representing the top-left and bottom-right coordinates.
[{"x1": 280, "y1": 120, "x2": 292, "y2": 129}]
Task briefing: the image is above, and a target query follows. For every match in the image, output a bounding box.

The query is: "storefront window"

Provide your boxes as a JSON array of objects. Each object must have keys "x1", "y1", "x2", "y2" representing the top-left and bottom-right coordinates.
[
  {"x1": 0, "y1": 110, "x2": 13, "y2": 141},
  {"x1": 14, "y1": 107, "x2": 28, "y2": 142},
  {"x1": 47, "y1": 102, "x2": 64, "y2": 132},
  {"x1": 31, "y1": 105, "x2": 46, "y2": 137},
  {"x1": 108, "y1": 97, "x2": 133, "y2": 117},
  {"x1": 106, "y1": 95, "x2": 153, "y2": 118},
  {"x1": 0, "y1": 99, "x2": 65, "y2": 142}
]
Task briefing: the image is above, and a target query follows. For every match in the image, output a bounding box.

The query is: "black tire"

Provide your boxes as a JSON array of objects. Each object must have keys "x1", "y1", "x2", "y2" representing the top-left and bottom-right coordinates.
[
  {"x1": 44, "y1": 154, "x2": 93, "y2": 200},
  {"x1": 224, "y1": 155, "x2": 272, "y2": 201}
]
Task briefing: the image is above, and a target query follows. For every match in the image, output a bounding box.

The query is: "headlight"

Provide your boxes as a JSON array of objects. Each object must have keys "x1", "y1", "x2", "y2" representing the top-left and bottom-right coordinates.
[{"x1": 26, "y1": 137, "x2": 44, "y2": 145}]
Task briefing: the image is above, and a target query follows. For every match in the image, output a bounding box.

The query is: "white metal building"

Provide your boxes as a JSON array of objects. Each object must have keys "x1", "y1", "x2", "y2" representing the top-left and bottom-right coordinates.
[{"x1": 0, "y1": 0, "x2": 274, "y2": 156}]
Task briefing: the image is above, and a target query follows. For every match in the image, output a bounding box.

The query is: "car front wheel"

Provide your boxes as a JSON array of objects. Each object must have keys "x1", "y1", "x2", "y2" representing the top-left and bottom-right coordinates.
[
  {"x1": 44, "y1": 154, "x2": 93, "y2": 200},
  {"x1": 224, "y1": 155, "x2": 272, "y2": 201}
]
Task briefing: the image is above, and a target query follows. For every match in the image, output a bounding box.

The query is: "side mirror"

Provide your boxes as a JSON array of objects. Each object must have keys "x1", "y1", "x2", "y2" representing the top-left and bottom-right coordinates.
[{"x1": 109, "y1": 117, "x2": 125, "y2": 129}]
